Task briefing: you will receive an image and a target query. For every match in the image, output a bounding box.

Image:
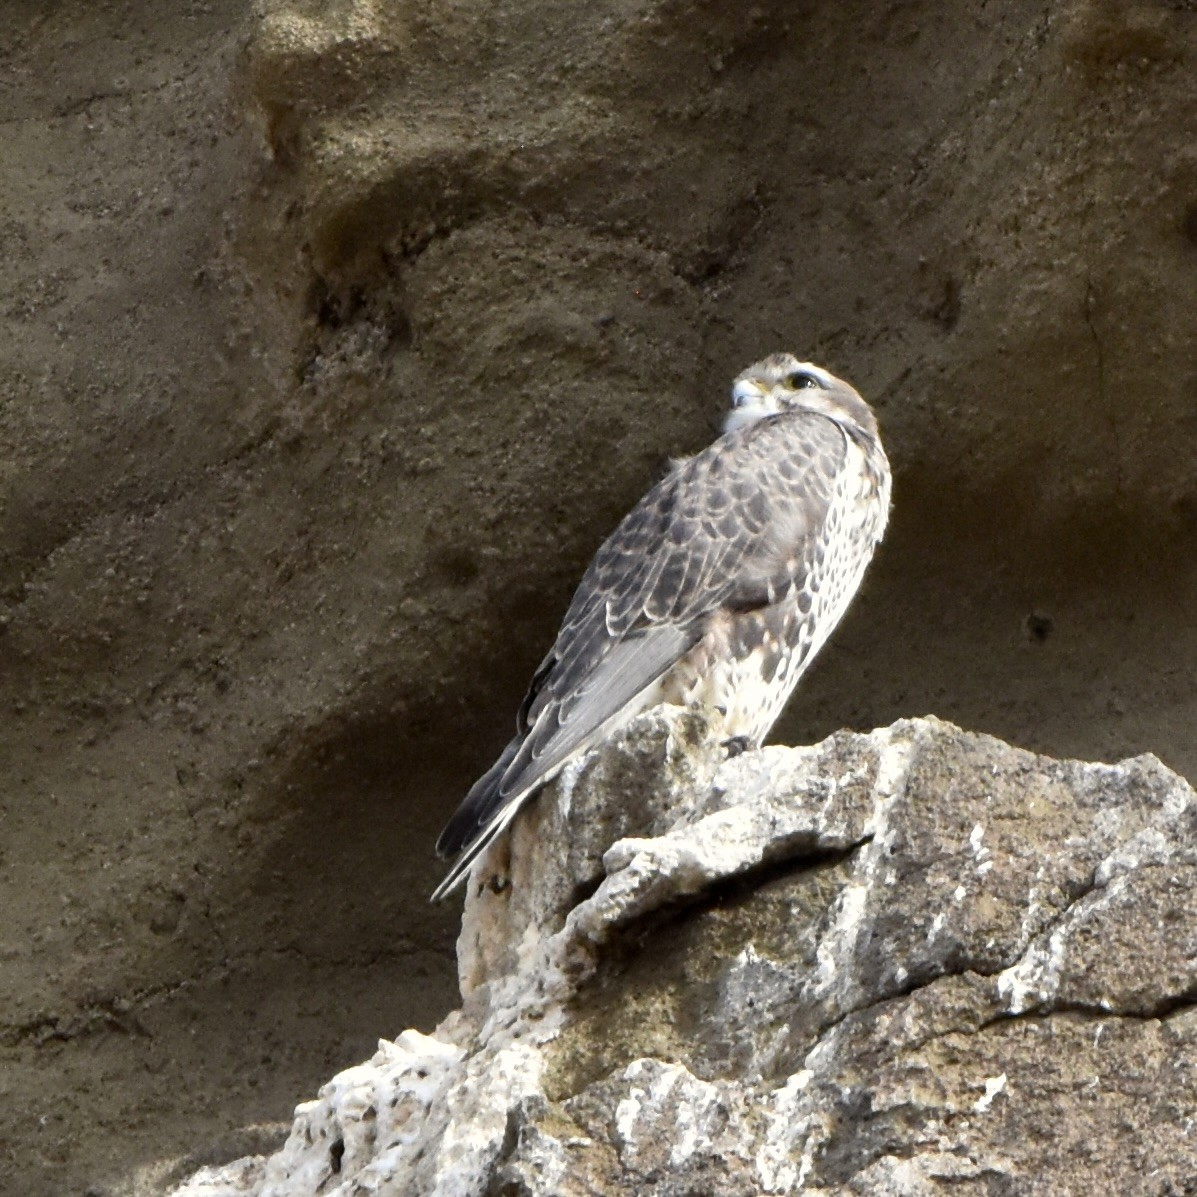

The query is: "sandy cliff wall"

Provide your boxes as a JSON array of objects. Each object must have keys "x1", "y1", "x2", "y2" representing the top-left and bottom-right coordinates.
[{"x1": 1, "y1": 1, "x2": 1196, "y2": 1193}]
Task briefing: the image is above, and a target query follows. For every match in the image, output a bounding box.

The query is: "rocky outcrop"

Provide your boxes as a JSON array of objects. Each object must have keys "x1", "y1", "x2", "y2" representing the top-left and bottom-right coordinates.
[{"x1": 165, "y1": 709, "x2": 1197, "y2": 1196}]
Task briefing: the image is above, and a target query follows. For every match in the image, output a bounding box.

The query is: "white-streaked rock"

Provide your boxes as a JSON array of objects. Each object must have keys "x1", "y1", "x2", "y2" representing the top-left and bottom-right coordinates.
[{"x1": 161, "y1": 709, "x2": 1197, "y2": 1197}]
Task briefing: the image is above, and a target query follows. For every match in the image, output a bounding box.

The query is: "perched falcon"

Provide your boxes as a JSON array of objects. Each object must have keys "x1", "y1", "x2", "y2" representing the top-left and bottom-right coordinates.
[{"x1": 432, "y1": 353, "x2": 891, "y2": 901}]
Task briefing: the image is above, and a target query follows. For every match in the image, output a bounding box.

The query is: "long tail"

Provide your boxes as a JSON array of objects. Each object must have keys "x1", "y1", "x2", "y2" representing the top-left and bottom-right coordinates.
[
  {"x1": 435, "y1": 738, "x2": 519, "y2": 858},
  {"x1": 430, "y1": 738, "x2": 524, "y2": 902},
  {"x1": 429, "y1": 785, "x2": 537, "y2": 902}
]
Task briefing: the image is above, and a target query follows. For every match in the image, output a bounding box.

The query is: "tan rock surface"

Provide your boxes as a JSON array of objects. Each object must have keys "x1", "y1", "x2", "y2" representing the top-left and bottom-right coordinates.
[{"x1": 3, "y1": 0, "x2": 1197, "y2": 1193}]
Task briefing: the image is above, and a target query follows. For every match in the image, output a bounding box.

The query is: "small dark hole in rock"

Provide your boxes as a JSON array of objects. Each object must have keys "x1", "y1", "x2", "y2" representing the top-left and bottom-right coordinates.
[
  {"x1": 330, "y1": 1137, "x2": 345, "y2": 1174},
  {"x1": 569, "y1": 875, "x2": 603, "y2": 908},
  {"x1": 1025, "y1": 613, "x2": 1053, "y2": 642}
]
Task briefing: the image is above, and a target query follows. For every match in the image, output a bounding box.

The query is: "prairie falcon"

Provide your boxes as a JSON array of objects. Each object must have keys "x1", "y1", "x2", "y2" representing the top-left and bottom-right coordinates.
[{"x1": 432, "y1": 353, "x2": 891, "y2": 901}]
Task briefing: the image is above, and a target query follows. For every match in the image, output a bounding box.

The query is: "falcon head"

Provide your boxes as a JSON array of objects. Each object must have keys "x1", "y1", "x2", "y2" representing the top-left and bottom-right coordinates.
[{"x1": 724, "y1": 353, "x2": 879, "y2": 441}]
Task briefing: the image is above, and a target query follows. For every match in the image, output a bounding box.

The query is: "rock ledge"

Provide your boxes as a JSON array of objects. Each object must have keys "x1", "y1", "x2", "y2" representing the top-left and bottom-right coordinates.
[{"x1": 165, "y1": 710, "x2": 1197, "y2": 1196}]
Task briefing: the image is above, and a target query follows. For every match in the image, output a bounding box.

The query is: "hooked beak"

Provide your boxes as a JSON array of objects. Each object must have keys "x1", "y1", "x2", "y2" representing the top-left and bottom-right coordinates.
[
  {"x1": 732, "y1": 378, "x2": 766, "y2": 408},
  {"x1": 724, "y1": 377, "x2": 774, "y2": 433}
]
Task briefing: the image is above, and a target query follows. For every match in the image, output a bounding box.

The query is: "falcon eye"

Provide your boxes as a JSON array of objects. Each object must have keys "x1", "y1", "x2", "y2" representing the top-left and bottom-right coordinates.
[{"x1": 786, "y1": 371, "x2": 820, "y2": 390}]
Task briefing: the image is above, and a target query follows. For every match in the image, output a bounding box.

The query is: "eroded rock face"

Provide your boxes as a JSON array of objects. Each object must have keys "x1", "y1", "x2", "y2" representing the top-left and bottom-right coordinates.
[{"x1": 165, "y1": 709, "x2": 1197, "y2": 1196}]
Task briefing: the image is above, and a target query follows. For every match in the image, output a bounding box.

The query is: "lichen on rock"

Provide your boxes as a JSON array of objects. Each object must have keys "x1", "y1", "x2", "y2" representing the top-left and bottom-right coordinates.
[{"x1": 163, "y1": 708, "x2": 1197, "y2": 1196}]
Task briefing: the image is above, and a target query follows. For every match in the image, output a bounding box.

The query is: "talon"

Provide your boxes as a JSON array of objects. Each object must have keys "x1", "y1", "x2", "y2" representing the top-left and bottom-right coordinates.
[{"x1": 723, "y1": 735, "x2": 751, "y2": 758}]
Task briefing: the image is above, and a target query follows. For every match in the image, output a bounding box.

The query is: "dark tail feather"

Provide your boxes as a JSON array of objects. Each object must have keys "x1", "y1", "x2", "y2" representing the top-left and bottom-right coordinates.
[
  {"x1": 430, "y1": 737, "x2": 526, "y2": 902},
  {"x1": 429, "y1": 793, "x2": 532, "y2": 902},
  {"x1": 435, "y1": 737, "x2": 520, "y2": 858}
]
